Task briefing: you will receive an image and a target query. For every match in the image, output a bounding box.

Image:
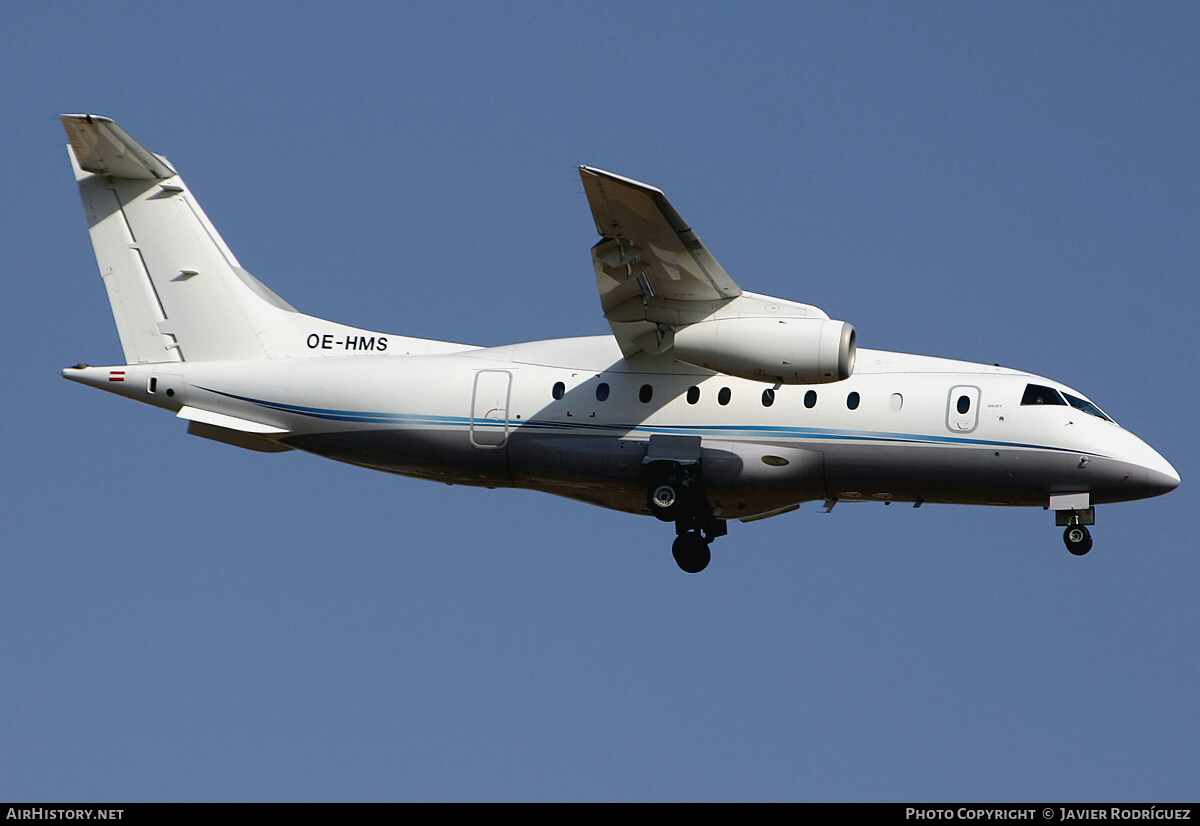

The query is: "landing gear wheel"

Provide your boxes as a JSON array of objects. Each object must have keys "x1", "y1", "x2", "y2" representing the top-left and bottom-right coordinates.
[
  {"x1": 1064, "y1": 524, "x2": 1092, "y2": 556},
  {"x1": 649, "y1": 483, "x2": 679, "y2": 521},
  {"x1": 672, "y1": 532, "x2": 711, "y2": 574},
  {"x1": 646, "y1": 461, "x2": 701, "y2": 523}
]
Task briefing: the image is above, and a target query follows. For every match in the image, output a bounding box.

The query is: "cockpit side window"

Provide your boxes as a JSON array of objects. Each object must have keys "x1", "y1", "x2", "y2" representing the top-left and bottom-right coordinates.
[
  {"x1": 1063, "y1": 392, "x2": 1114, "y2": 423},
  {"x1": 1021, "y1": 384, "x2": 1066, "y2": 406}
]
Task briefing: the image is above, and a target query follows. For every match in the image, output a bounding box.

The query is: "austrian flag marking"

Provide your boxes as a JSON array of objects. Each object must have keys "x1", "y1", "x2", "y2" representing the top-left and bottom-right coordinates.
[{"x1": 108, "y1": 370, "x2": 125, "y2": 382}]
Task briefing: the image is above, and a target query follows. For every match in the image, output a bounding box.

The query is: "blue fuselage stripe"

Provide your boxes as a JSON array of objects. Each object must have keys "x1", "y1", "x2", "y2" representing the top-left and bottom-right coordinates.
[{"x1": 198, "y1": 386, "x2": 1084, "y2": 455}]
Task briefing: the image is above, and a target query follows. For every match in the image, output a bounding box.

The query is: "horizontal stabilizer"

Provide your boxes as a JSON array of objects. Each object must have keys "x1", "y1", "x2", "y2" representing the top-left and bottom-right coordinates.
[
  {"x1": 177, "y1": 405, "x2": 289, "y2": 434},
  {"x1": 186, "y1": 421, "x2": 294, "y2": 453},
  {"x1": 61, "y1": 115, "x2": 176, "y2": 179}
]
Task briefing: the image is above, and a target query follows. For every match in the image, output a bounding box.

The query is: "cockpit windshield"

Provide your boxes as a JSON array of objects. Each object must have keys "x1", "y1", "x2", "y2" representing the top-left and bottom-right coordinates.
[
  {"x1": 1021, "y1": 384, "x2": 1065, "y2": 406},
  {"x1": 1063, "y1": 392, "x2": 1114, "y2": 423},
  {"x1": 1021, "y1": 383, "x2": 1115, "y2": 423}
]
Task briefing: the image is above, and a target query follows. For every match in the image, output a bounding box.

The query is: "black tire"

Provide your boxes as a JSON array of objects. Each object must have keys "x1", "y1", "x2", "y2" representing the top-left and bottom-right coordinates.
[
  {"x1": 1064, "y1": 524, "x2": 1093, "y2": 556},
  {"x1": 672, "y1": 533, "x2": 711, "y2": 573}
]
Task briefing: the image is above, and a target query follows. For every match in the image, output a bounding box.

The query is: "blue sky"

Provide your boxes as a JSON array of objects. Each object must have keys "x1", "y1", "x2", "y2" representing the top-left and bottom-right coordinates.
[{"x1": 2, "y1": 1, "x2": 1196, "y2": 801}]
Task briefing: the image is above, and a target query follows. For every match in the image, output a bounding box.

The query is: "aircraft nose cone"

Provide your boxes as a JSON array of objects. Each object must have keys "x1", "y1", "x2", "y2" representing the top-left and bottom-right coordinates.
[{"x1": 1145, "y1": 463, "x2": 1180, "y2": 498}]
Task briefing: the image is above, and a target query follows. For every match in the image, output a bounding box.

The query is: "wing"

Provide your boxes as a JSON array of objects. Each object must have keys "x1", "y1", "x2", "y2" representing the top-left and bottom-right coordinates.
[{"x1": 579, "y1": 166, "x2": 742, "y2": 357}]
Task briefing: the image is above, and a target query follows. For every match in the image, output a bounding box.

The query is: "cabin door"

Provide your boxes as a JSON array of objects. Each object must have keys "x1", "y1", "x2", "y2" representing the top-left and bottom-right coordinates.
[{"x1": 470, "y1": 370, "x2": 512, "y2": 448}]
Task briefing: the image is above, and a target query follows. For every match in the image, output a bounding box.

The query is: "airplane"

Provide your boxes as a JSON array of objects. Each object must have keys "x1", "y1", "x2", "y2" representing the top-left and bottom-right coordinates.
[{"x1": 59, "y1": 114, "x2": 1180, "y2": 573}]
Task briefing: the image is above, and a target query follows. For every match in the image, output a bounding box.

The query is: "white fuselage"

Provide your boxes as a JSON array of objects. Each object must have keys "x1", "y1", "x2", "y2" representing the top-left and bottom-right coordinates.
[{"x1": 68, "y1": 336, "x2": 1179, "y2": 522}]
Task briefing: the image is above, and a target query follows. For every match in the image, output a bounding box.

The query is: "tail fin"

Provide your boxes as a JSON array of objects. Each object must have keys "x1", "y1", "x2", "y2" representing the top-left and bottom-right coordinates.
[{"x1": 63, "y1": 114, "x2": 299, "y2": 363}]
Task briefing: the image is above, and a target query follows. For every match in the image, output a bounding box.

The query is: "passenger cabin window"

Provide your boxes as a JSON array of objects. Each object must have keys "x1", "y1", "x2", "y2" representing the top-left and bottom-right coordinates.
[
  {"x1": 718, "y1": 387, "x2": 731, "y2": 406},
  {"x1": 761, "y1": 388, "x2": 775, "y2": 407},
  {"x1": 956, "y1": 395, "x2": 971, "y2": 415},
  {"x1": 804, "y1": 390, "x2": 817, "y2": 409},
  {"x1": 686, "y1": 386, "x2": 700, "y2": 405},
  {"x1": 847, "y1": 391, "x2": 860, "y2": 410},
  {"x1": 1021, "y1": 384, "x2": 1066, "y2": 406},
  {"x1": 639, "y1": 384, "x2": 653, "y2": 403},
  {"x1": 552, "y1": 381, "x2": 565, "y2": 400},
  {"x1": 596, "y1": 382, "x2": 609, "y2": 402}
]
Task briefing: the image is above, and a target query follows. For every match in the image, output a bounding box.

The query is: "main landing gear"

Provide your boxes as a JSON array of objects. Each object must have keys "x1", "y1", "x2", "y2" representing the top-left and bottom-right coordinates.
[{"x1": 647, "y1": 461, "x2": 726, "y2": 573}]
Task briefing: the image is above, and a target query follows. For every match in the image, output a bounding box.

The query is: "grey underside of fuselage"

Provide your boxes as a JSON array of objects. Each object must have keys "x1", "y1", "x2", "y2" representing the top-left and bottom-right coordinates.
[{"x1": 281, "y1": 426, "x2": 1154, "y2": 517}]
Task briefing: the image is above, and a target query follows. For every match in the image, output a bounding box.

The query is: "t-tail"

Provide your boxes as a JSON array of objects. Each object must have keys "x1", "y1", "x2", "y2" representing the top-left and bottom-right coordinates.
[
  {"x1": 61, "y1": 114, "x2": 466, "y2": 365},
  {"x1": 64, "y1": 114, "x2": 312, "y2": 362}
]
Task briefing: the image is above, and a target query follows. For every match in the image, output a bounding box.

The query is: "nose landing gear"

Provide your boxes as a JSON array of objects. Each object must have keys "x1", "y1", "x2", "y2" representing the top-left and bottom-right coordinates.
[
  {"x1": 1063, "y1": 523, "x2": 1092, "y2": 556},
  {"x1": 1053, "y1": 500, "x2": 1095, "y2": 556}
]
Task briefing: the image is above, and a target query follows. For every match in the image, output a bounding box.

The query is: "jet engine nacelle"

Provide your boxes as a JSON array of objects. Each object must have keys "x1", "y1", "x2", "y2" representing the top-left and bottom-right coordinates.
[{"x1": 672, "y1": 317, "x2": 856, "y2": 384}]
